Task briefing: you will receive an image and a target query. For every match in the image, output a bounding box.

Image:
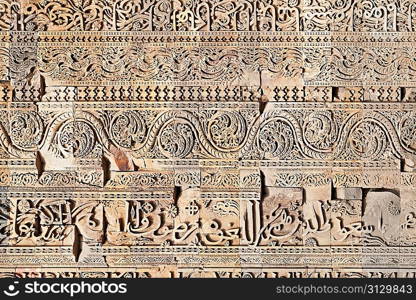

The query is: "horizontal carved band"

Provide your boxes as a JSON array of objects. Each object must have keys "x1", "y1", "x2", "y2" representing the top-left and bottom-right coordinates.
[
  {"x1": 1, "y1": 0, "x2": 416, "y2": 32},
  {"x1": 0, "y1": 105, "x2": 414, "y2": 163}
]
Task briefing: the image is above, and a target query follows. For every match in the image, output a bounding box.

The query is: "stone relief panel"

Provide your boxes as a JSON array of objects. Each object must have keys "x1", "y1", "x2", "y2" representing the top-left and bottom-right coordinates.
[{"x1": 0, "y1": 0, "x2": 414, "y2": 278}]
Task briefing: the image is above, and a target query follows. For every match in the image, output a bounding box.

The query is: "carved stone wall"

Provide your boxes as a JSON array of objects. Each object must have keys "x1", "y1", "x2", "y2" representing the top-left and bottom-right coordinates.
[{"x1": 0, "y1": 0, "x2": 415, "y2": 278}]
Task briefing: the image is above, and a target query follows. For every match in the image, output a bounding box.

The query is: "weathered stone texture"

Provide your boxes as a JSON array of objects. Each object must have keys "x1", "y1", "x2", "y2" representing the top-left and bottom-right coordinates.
[{"x1": 0, "y1": 0, "x2": 415, "y2": 278}]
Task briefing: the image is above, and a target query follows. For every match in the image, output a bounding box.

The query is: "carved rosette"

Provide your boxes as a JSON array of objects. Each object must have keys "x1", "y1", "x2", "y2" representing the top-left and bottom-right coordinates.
[{"x1": 258, "y1": 118, "x2": 295, "y2": 159}]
